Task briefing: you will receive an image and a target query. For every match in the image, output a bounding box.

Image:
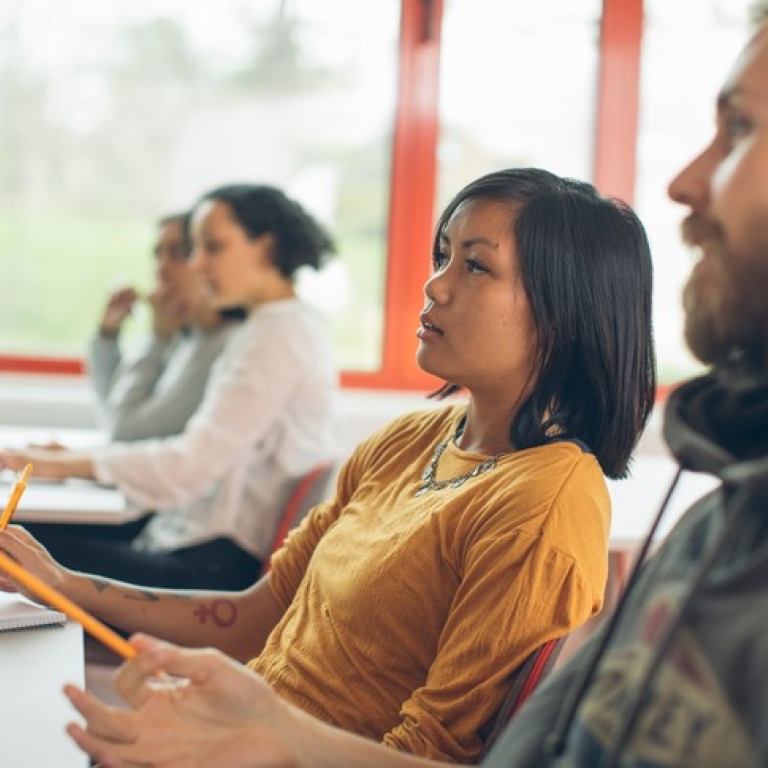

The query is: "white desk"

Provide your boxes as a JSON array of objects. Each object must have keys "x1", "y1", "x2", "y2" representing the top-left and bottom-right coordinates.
[{"x1": 0, "y1": 621, "x2": 87, "y2": 767}]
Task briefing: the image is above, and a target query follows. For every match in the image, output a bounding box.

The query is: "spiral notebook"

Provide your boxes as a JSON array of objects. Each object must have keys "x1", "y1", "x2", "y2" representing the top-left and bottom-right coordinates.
[{"x1": 0, "y1": 591, "x2": 67, "y2": 632}]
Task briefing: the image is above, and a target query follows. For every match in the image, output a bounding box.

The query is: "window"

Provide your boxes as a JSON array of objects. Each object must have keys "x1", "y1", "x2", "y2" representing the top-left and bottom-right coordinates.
[
  {"x1": 635, "y1": 0, "x2": 753, "y2": 381},
  {"x1": 0, "y1": 0, "x2": 399, "y2": 372},
  {"x1": 1, "y1": 0, "x2": 748, "y2": 389},
  {"x1": 437, "y1": 0, "x2": 601, "y2": 211}
]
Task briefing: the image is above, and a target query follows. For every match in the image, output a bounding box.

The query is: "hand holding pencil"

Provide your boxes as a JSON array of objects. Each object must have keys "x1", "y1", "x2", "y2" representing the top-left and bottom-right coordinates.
[
  {"x1": 0, "y1": 520, "x2": 135, "y2": 659},
  {"x1": 0, "y1": 546, "x2": 136, "y2": 659}
]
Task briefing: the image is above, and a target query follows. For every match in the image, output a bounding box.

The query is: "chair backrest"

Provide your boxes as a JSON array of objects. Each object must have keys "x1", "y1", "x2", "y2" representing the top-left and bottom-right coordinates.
[
  {"x1": 266, "y1": 462, "x2": 335, "y2": 566},
  {"x1": 479, "y1": 635, "x2": 568, "y2": 760}
]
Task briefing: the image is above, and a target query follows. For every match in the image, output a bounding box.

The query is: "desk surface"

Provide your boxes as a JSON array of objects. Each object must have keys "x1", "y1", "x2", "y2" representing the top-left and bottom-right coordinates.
[{"x1": 0, "y1": 621, "x2": 87, "y2": 767}]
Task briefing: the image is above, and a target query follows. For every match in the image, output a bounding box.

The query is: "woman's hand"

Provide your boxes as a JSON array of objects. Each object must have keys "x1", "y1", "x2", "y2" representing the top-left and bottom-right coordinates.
[
  {"x1": 66, "y1": 635, "x2": 298, "y2": 768},
  {"x1": 0, "y1": 447, "x2": 94, "y2": 480},
  {"x1": 0, "y1": 525, "x2": 72, "y2": 597}
]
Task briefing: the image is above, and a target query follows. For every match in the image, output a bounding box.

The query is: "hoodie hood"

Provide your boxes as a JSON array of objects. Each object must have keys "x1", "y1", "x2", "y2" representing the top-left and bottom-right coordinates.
[{"x1": 664, "y1": 368, "x2": 768, "y2": 499}]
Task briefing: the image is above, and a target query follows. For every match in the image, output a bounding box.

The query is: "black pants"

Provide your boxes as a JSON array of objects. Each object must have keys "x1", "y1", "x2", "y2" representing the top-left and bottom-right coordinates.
[{"x1": 24, "y1": 517, "x2": 262, "y2": 590}]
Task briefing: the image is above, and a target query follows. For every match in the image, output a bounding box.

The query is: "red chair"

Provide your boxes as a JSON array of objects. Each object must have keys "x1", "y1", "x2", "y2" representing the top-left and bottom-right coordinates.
[
  {"x1": 479, "y1": 635, "x2": 567, "y2": 759},
  {"x1": 265, "y1": 462, "x2": 335, "y2": 567}
]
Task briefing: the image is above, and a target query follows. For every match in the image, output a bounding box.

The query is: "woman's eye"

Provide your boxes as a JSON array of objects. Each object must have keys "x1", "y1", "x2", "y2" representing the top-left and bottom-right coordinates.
[
  {"x1": 432, "y1": 252, "x2": 448, "y2": 271},
  {"x1": 725, "y1": 113, "x2": 752, "y2": 145},
  {"x1": 466, "y1": 258, "x2": 488, "y2": 274}
]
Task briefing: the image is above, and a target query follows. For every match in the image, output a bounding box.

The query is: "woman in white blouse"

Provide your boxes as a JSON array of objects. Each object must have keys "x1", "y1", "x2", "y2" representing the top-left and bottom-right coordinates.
[{"x1": 5, "y1": 184, "x2": 340, "y2": 590}]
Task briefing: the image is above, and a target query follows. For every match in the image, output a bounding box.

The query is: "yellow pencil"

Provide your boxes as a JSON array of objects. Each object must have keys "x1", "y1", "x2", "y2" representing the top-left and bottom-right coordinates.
[
  {"x1": 0, "y1": 549, "x2": 136, "y2": 659},
  {"x1": 0, "y1": 463, "x2": 33, "y2": 529}
]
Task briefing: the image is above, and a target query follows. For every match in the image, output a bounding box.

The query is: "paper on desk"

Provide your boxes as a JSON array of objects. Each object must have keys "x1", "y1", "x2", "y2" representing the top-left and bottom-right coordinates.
[{"x1": 0, "y1": 591, "x2": 67, "y2": 632}]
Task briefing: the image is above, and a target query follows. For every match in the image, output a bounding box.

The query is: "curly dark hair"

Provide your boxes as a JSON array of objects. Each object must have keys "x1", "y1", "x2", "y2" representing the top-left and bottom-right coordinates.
[{"x1": 195, "y1": 184, "x2": 335, "y2": 279}]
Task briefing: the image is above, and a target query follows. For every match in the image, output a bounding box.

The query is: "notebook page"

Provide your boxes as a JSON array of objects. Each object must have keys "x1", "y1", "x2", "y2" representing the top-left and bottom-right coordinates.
[{"x1": 0, "y1": 591, "x2": 67, "y2": 632}]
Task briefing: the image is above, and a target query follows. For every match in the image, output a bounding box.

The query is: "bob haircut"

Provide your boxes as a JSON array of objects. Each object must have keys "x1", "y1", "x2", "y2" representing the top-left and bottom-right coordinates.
[
  {"x1": 195, "y1": 184, "x2": 336, "y2": 279},
  {"x1": 432, "y1": 167, "x2": 657, "y2": 479}
]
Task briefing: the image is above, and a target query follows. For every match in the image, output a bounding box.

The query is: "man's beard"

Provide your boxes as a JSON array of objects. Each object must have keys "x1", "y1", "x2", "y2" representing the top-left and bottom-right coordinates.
[{"x1": 681, "y1": 214, "x2": 768, "y2": 370}]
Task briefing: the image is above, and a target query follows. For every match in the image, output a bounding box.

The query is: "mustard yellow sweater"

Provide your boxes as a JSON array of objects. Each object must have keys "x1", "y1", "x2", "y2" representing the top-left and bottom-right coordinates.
[{"x1": 249, "y1": 405, "x2": 610, "y2": 763}]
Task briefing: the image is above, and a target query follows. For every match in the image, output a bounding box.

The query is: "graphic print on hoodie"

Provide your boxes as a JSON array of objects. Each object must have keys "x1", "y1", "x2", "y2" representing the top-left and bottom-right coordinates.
[{"x1": 572, "y1": 591, "x2": 756, "y2": 767}]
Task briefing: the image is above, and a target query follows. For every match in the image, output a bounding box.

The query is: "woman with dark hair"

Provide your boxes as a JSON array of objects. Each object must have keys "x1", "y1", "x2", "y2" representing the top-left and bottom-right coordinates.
[
  {"x1": 430, "y1": 169, "x2": 655, "y2": 479},
  {"x1": 1, "y1": 168, "x2": 655, "y2": 765},
  {"x1": 89, "y1": 211, "x2": 244, "y2": 442},
  {"x1": 1, "y1": 184, "x2": 339, "y2": 591}
]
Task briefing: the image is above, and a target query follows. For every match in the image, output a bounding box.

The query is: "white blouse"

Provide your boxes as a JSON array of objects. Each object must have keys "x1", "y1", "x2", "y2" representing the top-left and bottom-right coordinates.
[{"x1": 93, "y1": 299, "x2": 340, "y2": 559}]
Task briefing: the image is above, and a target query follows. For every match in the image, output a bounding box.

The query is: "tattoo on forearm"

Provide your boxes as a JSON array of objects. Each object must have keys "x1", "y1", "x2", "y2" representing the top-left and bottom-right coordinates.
[
  {"x1": 89, "y1": 577, "x2": 110, "y2": 593},
  {"x1": 125, "y1": 590, "x2": 160, "y2": 603},
  {"x1": 193, "y1": 599, "x2": 237, "y2": 628},
  {"x1": 87, "y1": 578, "x2": 160, "y2": 606}
]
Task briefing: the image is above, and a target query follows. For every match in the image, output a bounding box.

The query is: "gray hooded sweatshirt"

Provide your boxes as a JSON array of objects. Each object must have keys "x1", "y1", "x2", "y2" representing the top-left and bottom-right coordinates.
[{"x1": 484, "y1": 367, "x2": 768, "y2": 768}]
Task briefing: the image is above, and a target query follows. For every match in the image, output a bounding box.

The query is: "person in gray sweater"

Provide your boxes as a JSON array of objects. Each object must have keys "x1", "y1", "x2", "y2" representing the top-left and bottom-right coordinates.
[
  {"x1": 3, "y1": 5, "x2": 768, "y2": 766},
  {"x1": 88, "y1": 212, "x2": 242, "y2": 442}
]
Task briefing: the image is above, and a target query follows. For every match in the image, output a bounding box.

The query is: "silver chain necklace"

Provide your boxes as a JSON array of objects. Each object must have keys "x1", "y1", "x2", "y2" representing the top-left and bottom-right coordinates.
[{"x1": 414, "y1": 417, "x2": 511, "y2": 497}]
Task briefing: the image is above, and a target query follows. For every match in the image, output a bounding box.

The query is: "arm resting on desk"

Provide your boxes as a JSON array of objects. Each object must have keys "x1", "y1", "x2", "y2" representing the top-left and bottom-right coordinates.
[
  {"x1": 0, "y1": 526, "x2": 282, "y2": 662},
  {"x1": 0, "y1": 448, "x2": 95, "y2": 481}
]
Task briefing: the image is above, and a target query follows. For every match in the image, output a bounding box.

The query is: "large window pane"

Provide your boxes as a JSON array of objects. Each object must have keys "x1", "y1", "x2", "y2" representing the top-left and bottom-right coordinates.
[
  {"x1": 636, "y1": 0, "x2": 753, "y2": 382},
  {"x1": 437, "y1": 0, "x2": 601, "y2": 210},
  {"x1": 0, "y1": 0, "x2": 399, "y2": 371}
]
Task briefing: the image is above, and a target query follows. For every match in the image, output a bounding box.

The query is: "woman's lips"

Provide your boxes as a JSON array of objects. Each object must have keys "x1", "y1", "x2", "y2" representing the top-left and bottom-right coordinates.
[{"x1": 417, "y1": 314, "x2": 443, "y2": 340}]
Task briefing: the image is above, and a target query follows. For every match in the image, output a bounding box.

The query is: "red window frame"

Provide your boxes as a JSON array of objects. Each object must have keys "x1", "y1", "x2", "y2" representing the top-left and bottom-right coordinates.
[
  {"x1": 341, "y1": 0, "x2": 443, "y2": 391},
  {"x1": 0, "y1": 0, "x2": 642, "y2": 392}
]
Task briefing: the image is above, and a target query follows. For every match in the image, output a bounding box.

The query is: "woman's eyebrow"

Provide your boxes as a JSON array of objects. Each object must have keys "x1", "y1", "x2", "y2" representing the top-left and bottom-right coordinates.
[{"x1": 439, "y1": 233, "x2": 499, "y2": 249}]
